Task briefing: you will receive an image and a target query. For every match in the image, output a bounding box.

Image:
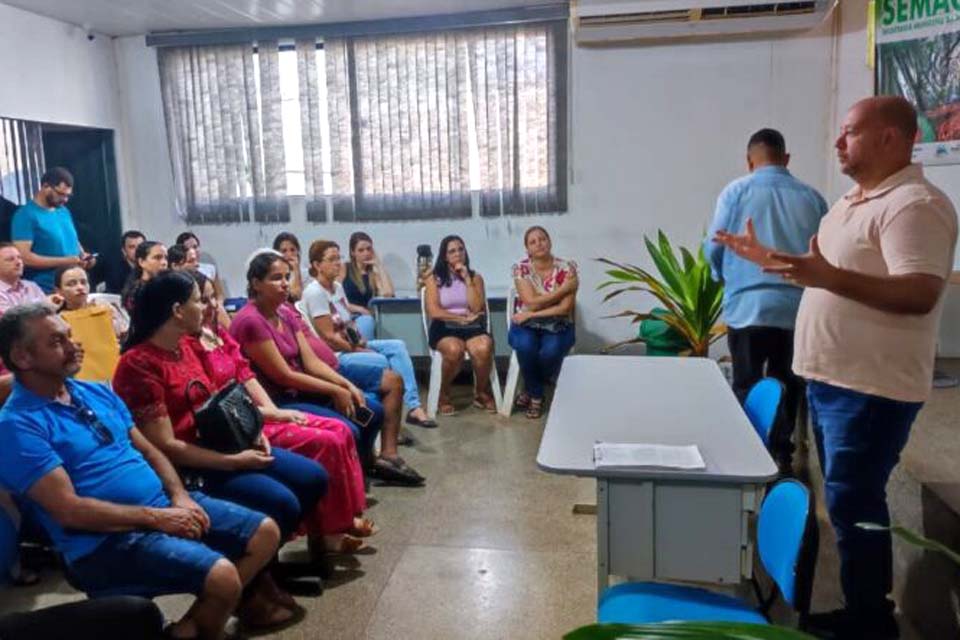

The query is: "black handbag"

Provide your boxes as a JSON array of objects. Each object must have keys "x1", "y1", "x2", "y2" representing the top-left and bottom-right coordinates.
[{"x1": 187, "y1": 379, "x2": 264, "y2": 454}]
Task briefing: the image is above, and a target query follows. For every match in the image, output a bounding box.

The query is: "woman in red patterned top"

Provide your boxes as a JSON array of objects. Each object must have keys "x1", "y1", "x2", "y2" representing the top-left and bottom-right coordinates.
[
  {"x1": 114, "y1": 271, "x2": 372, "y2": 560},
  {"x1": 509, "y1": 226, "x2": 578, "y2": 418}
]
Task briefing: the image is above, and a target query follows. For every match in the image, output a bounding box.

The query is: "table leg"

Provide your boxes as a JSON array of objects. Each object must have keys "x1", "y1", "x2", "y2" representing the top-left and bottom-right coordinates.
[{"x1": 596, "y1": 479, "x2": 609, "y2": 596}]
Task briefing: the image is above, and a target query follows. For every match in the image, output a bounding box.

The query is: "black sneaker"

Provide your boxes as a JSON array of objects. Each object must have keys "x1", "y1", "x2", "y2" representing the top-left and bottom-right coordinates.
[{"x1": 806, "y1": 608, "x2": 899, "y2": 640}]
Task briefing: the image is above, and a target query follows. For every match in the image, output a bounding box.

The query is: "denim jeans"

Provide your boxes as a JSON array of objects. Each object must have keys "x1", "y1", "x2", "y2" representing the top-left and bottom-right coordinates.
[
  {"x1": 341, "y1": 339, "x2": 422, "y2": 410},
  {"x1": 806, "y1": 380, "x2": 921, "y2": 616},
  {"x1": 184, "y1": 447, "x2": 328, "y2": 540},
  {"x1": 355, "y1": 315, "x2": 376, "y2": 341},
  {"x1": 508, "y1": 324, "x2": 576, "y2": 399}
]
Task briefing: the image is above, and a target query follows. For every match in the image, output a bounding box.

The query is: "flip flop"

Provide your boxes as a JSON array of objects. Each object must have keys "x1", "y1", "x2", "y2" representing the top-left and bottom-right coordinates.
[
  {"x1": 406, "y1": 410, "x2": 438, "y2": 428},
  {"x1": 370, "y1": 456, "x2": 426, "y2": 486}
]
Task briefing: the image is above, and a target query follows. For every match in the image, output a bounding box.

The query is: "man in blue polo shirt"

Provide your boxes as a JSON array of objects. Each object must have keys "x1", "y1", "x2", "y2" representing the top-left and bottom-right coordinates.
[
  {"x1": 0, "y1": 303, "x2": 280, "y2": 640},
  {"x1": 704, "y1": 129, "x2": 827, "y2": 471},
  {"x1": 12, "y1": 167, "x2": 96, "y2": 292}
]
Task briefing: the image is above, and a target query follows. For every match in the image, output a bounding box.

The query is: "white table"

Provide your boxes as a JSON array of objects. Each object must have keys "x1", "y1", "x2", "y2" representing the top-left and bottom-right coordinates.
[{"x1": 537, "y1": 355, "x2": 777, "y2": 592}]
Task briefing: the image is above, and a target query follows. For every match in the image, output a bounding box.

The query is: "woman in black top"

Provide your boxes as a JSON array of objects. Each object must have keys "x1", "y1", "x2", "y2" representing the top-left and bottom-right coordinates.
[{"x1": 338, "y1": 232, "x2": 394, "y2": 340}]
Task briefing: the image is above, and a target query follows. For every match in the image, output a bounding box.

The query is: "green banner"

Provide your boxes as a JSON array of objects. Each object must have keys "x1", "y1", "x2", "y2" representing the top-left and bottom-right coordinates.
[{"x1": 877, "y1": 0, "x2": 960, "y2": 164}]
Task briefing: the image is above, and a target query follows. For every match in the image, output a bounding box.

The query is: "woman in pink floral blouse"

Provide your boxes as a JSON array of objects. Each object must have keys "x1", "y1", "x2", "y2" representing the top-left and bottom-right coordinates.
[{"x1": 509, "y1": 227, "x2": 578, "y2": 418}]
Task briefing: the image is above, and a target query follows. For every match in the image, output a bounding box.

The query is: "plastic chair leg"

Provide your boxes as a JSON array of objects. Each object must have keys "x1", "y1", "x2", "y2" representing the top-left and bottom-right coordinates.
[
  {"x1": 499, "y1": 352, "x2": 520, "y2": 417},
  {"x1": 426, "y1": 352, "x2": 443, "y2": 419},
  {"x1": 489, "y1": 359, "x2": 503, "y2": 414}
]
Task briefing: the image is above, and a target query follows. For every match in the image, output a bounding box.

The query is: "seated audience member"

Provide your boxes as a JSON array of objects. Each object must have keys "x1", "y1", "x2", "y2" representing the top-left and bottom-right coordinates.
[
  {"x1": 186, "y1": 270, "x2": 373, "y2": 552},
  {"x1": 167, "y1": 243, "x2": 190, "y2": 270},
  {"x1": 273, "y1": 232, "x2": 306, "y2": 302},
  {"x1": 510, "y1": 227, "x2": 578, "y2": 419},
  {"x1": 423, "y1": 235, "x2": 496, "y2": 415},
  {"x1": 338, "y1": 232, "x2": 395, "y2": 340},
  {"x1": 0, "y1": 303, "x2": 282, "y2": 638},
  {"x1": 231, "y1": 252, "x2": 424, "y2": 486},
  {"x1": 177, "y1": 231, "x2": 219, "y2": 281},
  {"x1": 120, "y1": 241, "x2": 167, "y2": 312},
  {"x1": 114, "y1": 272, "x2": 360, "y2": 562},
  {"x1": 101, "y1": 230, "x2": 145, "y2": 295},
  {"x1": 0, "y1": 243, "x2": 59, "y2": 315},
  {"x1": 305, "y1": 240, "x2": 435, "y2": 428},
  {"x1": 54, "y1": 266, "x2": 127, "y2": 382}
]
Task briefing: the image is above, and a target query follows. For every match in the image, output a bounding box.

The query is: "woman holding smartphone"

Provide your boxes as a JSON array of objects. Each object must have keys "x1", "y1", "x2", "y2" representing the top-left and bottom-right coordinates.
[{"x1": 423, "y1": 235, "x2": 496, "y2": 415}]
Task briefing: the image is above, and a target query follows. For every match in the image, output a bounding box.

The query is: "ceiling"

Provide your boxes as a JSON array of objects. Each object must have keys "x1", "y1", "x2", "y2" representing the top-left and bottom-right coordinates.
[{"x1": 0, "y1": 0, "x2": 541, "y2": 37}]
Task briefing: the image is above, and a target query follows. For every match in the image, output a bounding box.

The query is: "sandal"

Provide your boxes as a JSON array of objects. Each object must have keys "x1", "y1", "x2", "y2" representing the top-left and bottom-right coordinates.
[
  {"x1": 525, "y1": 398, "x2": 544, "y2": 420},
  {"x1": 514, "y1": 392, "x2": 531, "y2": 410},
  {"x1": 323, "y1": 534, "x2": 366, "y2": 555},
  {"x1": 237, "y1": 592, "x2": 303, "y2": 633},
  {"x1": 472, "y1": 395, "x2": 497, "y2": 413},
  {"x1": 438, "y1": 403, "x2": 456, "y2": 416},
  {"x1": 406, "y1": 410, "x2": 438, "y2": 428},
  {"x1": 370, "y1": 456, "x2": 426, "y2": 486},
  {"x1": 349, "y1": 517, "x2": 378, "y2": 538}
]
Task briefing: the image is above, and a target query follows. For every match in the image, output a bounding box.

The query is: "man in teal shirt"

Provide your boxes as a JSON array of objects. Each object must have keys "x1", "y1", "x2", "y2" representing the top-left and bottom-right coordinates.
[
  {"x1": 704, "y1": 129, "x2": 827, "y2": 471},
  {"x1": 12, "y1": 167, "x2": 95, "y2": 292}
]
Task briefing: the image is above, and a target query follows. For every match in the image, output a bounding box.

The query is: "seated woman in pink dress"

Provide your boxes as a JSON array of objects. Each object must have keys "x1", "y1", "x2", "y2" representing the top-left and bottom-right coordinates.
[{"x1": 114, "y1": 270, "x2": 372, "y2": 558}]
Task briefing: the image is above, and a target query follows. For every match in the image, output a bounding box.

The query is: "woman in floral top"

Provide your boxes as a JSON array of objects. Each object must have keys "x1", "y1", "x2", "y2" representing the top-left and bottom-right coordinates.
[{"x1": 510, "y1": 226, "x2": 578, "y2": 418}]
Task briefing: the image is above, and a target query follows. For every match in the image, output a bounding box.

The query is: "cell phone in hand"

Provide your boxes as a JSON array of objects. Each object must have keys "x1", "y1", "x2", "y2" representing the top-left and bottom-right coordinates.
[{"x1": 354, "y1": 404, "x2": 375, "y2": 428}]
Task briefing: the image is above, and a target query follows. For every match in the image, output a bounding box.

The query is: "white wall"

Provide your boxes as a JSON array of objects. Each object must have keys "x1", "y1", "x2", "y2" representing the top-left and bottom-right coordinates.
[
  {"x1": 0, "y1": 4, "x2": 121, "y2": 129},
  {"x1": 113, "y1": 3, "x2": 960, "y2": 354},
  {"x1": 115, "y1": 20, "x2": 836, "y2": 353}
]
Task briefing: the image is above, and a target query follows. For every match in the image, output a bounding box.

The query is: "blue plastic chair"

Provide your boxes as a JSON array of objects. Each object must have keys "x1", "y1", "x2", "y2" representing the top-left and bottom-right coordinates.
[
  {"x1": 598, "y1": 479, "x2": 818, "y2": 630},
  {"x1": 744, "y1": 377, "x2": 785, "y2": 446}
]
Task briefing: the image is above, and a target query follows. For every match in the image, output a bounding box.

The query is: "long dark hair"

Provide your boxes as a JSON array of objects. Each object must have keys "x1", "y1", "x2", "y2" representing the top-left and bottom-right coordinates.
[
  {"x1": 246, "y1": 252, "x2": 287, "y2": 299},
  {"x1": 272, "y1": 232, "x2": 301, "y2": 254},
  {"x1": 122, "y1": 270, "x2": 196, "y2": 353},
  {"x1": 433, "y1": 235, "x2": 473, "y2": 288},
  {"x1": 132, "y1": 241, "x2": 163, "y2": 280}
]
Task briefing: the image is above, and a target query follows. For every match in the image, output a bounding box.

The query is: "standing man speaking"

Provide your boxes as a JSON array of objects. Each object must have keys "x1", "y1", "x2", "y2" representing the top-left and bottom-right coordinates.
[
  {"x1": 705, "y1": 128, "x2": 827, "y2": 472},
  {"x1": 12, "y1": 167, "x2": 95, "y2": 293},
  {"x1": 717, "y1": 96, "x2": 958, "y2": 639}
]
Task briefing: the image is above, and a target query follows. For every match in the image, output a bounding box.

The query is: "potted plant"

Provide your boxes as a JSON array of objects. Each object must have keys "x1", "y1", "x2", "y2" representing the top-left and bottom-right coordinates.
[{"x1": 598, "y1": 231, "x2": 725, "y2": 357}]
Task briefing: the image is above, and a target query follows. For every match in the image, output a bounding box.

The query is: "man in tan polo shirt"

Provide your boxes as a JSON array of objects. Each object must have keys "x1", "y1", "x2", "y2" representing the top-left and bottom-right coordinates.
[{"x1": 716, "y1": 95, "x2": 958, "y2": 639}]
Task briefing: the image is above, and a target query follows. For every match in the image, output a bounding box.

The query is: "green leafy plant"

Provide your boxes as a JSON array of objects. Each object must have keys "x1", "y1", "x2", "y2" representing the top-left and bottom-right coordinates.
[
  {"x1": 564, "y1": 621, "x2": 817, "y2": 639},
  {"x1": 858, "y1": 522, "x2": 960, "y2": 566},
  {"x1": 598, "y1": 231, "x2": 726, "y2": 357}
]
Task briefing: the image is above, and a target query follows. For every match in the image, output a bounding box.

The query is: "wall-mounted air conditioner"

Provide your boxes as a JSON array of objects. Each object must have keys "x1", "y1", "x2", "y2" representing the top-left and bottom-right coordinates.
[{"x1": 572, "y1": 0, "x2": 836, "y2": 44}]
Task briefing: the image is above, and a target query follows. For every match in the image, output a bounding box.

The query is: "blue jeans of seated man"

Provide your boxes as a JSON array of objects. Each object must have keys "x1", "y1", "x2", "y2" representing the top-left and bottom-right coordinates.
[
  {"x1": 806, "y1": 380, "x2": 921, "y2": 618},
  {"x1": 183, "y1": 447, "x2": 328, "y2": 541},
  {"x1": 508, "y1": 324, "x2": 576, "y2": 399},
  {"x1": 341, "y1": 339, "x2": 422, "y2": 410},
  {"x1": 0, "y1": 500, "x2": 16, "y2": 586},
  {"x1": 280, "y1": 394, "x2": 384, "y2": 463}
]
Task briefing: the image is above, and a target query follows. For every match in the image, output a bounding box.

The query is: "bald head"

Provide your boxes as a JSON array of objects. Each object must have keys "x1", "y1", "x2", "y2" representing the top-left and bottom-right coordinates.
[
  {"x1": 853, "y1": 95, "x2": 918, "y2": 142},
  {"x1": 836, "y1": 96, "x2": 918, "y2": 189}
]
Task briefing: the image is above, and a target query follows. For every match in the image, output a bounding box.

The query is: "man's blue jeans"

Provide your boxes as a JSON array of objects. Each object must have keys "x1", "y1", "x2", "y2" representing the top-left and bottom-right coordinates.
[{"x1": 806, "y1": 380, "x2": 921, "y2": 617}]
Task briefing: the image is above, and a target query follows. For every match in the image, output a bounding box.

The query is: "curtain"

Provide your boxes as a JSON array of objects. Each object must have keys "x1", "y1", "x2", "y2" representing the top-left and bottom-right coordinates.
[
  {"x1": 323, "y1": 33, "x2": 474, "y2": 221},
  {"x1": 468, "y1": 23, "x2": 567, "y2": 217},
  {"x1": 296, "y1": 39, "x2": 327, "y2": 222},
  {"x1": 0, "y1": 118, "x2": 45, "y2": 205},
  {"x1": 158, "y1": 42, "x2": 288, "y2": 224}
]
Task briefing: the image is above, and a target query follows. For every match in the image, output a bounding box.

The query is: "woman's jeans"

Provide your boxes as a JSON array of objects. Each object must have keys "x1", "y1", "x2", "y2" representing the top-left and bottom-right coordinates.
[
  {"x1": 508, "y1": 324, "x2": 575, "y2": 399},
  {"x1": 184, "y1": 447, "x2": 328, "y2": 540},
  {"x1": 806, "y1": 380, "x2": 921, "y2": 618},
  {"x1": 341, "y1": 339, "x2": 422, "y2": 410},
  {"x1": 355, "y1": 315, "x2": 376, "y2": 341}
]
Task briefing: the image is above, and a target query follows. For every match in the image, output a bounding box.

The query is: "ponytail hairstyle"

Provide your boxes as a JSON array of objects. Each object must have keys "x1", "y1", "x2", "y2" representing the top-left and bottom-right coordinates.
[
  {"x1": 132, "y1": 241, "x2": 163, "y2": 280},
  {"x1": 246, "y1": 252, "x2": 288, "y2": 299},
  {"x1": 122, "y1": 270, "x2": 196, "y2": 353},
  {"x1": 346, "y1": 231, "x2": 375, "y2": 296}
]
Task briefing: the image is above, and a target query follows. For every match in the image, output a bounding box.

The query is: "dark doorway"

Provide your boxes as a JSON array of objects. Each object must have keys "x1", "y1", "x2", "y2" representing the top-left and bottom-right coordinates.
[{"x1": 42, "y1": 125, "x2": 122, "y2": 288}]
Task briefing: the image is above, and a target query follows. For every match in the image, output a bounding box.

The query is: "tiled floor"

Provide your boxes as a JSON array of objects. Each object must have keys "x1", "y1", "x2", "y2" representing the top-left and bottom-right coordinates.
[{"x1": 1, "y1": 379, "x2": 933, "y2": 638}]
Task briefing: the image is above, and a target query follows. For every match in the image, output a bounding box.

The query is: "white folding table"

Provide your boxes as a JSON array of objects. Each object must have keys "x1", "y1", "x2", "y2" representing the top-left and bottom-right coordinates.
[{"x1": 536, "y1": 355, "x2": 778, "y2": 592}]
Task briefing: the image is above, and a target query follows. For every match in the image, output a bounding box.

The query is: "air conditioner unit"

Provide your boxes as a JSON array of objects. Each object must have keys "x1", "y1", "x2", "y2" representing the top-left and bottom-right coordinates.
[{"x1": 572, "y1": 0, "x2": 836, "y2": 44}]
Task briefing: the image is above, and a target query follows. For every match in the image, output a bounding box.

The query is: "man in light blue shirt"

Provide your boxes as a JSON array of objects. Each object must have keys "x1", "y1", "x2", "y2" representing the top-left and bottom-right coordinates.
[
  {"x1": 704, "y1": 128, "x2": 826, "y2": 470},
  {"x1": 12, "y1": 167, "x2": 95, "y2": 292}
]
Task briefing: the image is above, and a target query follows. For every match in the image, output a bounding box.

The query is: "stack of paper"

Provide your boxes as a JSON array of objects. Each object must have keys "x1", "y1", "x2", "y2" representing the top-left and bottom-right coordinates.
[{"x1": 593, "y1": 442, "x2": 706, "y2": 470}]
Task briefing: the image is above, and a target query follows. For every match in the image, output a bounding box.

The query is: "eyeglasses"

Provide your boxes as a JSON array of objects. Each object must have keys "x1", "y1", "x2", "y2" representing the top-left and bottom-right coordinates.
[
  {"x1": 73, "y1": 403, "x2": 115, "y2": 445},
  {"x1": 51, "y1": 186, "x2": 72, "y2": 200}
]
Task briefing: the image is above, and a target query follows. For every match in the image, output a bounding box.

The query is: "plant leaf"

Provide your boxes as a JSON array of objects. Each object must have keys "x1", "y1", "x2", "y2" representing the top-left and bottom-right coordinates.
[
  {"x1": 564, "y1": 621, "x2": 819, "y2": 640},
  {"x1": 857, "y1": 522, "x2": 960, "y2": 566}
]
